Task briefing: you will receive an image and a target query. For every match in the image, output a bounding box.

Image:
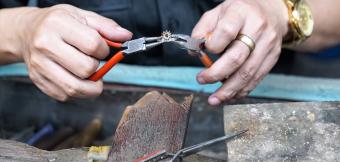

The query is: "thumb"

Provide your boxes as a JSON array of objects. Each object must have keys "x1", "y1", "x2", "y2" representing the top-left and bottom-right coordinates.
[{"x1": 80, "y1": 10, "x2": 133, "y2": 41}]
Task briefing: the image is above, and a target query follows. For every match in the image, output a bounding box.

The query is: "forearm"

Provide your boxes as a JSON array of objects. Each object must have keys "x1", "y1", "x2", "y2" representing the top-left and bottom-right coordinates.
[
  {"x1": 0, "y1": 7, "x2": 37, "y2": 64},
  {"x1": 295, "y1": 0, "x2": 340, "y2": 52}
]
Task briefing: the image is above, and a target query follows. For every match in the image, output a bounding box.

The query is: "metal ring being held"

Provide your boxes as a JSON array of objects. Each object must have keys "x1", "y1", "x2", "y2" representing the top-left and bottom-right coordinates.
[{"x1": 235, "y1": 34, "x2": 256, "y2": 52}]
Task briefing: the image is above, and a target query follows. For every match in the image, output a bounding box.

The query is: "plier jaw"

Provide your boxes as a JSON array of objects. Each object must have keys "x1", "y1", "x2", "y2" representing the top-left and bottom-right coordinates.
[
  {"x1": 122, "y1": 37, "x2": 164, "y2": 54},
  {"x1": 170, "y1": 34, "x2": 205, "y2": 54},
  {"x1": 169, "y1": 34, "x2": 214, "y2": 68}
]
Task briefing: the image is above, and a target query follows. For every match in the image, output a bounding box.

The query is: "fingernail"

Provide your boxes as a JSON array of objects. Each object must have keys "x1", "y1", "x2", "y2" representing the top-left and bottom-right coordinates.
[
  {"x1": 209, "y1": 96, "x2": 221, "y2": 106},
  {"x1": 197, "y1": 76, "x2": 206, "y2": 84},
  {"x1": 116, "y1": 26, "x2": 130, "y2": 33}
]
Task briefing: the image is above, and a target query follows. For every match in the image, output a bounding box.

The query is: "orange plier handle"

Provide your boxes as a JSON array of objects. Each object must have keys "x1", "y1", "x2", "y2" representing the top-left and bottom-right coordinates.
[
  {"x1": 198, "y1": 52, "x2": 213, "y2": 68},
  {"x1": 88, "y1": 37, "x2": 163, "y2": 81},
  {"x1": 88, "y1": 39, "x2": 125, "y2": 81}
]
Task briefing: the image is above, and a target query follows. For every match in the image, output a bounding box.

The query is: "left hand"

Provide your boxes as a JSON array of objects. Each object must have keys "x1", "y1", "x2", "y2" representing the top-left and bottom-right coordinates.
[{"x1": 192, "y1": 0, "x2": 289, "y2": 105}]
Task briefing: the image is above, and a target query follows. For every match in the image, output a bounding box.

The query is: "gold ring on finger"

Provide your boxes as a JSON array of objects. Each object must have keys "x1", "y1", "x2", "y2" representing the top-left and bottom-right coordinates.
[{"x1": 235, "y1": 34, "x2": 256, "y2": 52}]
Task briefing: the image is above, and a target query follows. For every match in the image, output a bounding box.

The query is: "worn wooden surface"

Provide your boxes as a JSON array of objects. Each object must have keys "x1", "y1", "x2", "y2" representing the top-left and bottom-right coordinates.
[
  {"x1": 0, "y1": 139, "x2": 223, "y2": 162},
  {"x1": 109, "y1": 91, "x2": 193, "y2": 162},
  {"x1": 0, "y1": 139, "x2": 88, "y2": 162},
  {"x1": 224, "y1": 102, "x2": 340, "y2": 161}
]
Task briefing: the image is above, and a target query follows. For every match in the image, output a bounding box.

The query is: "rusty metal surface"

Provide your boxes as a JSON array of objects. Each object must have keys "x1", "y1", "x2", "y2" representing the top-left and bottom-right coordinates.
[
  {"x1": 224, "y1": 102, "x2": 340, "y2": 161},
  {"x1": 109, "y1": 92, "x2": 193, "y2": 162}
]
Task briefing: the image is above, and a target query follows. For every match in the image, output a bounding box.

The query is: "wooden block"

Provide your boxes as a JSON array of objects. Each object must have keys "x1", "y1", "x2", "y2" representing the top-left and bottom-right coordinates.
[
  {"x1": 0, "y1": 139, "x2": 87, "y2": 162},
  {"x1": 108, "y1": 91, "x2": 193, "y2": 162}
]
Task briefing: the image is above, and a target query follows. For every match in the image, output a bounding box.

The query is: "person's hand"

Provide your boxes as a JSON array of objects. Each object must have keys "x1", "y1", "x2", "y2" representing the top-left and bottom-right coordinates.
[
  {"x1": 17, "y1": 4, "x2": 132, "y2": 101},
  {"x1": 192, "y1": 0, "x2": 289, "y2": 105}
]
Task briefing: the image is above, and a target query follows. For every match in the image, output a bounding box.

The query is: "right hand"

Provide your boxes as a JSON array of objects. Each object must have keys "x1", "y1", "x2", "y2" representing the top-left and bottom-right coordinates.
[{"x1": 17, "y1": 4, "x2": 132, "y2": 101}]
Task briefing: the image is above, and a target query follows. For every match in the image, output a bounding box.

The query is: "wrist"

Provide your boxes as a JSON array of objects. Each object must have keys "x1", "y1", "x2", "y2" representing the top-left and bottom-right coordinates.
[
  {"x1": 276, "y1": 0, "x2": 290, "y2": 38},
  {"x1": 281, "y1": 0, "x2": 314, "y2": 47},
  {"x1": 0, "y1": 7, "x2": 39, "y2": 63}
]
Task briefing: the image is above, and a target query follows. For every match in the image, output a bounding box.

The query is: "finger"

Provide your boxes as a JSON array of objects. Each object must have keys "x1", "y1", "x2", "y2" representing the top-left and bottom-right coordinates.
[
  {"x1": 207, "y1": 35, "x2": 271, "y2": 105},
  {"x1": 58, "y1": 14, "x2": 109, "y2": 59},
  {"x1": 197, "y1": 41, "x2": 250, "y2": 84},
  {"x1": 204, "y1": 6, "x2": 245, "y2": 54},
  {"x1": 198, "y1": 20, "x2": 264, "y2": 84},
  {"x1": 37, "y1": 56, "x2": 103, "y2": 98},
  {"x1": 80, "y1": 10, "x2": 133, "y2": 41},
  {"x1": 29, "y1": 68, "x2": 67, "y2": 101},
  {"x1": 237, "y1": 44, "x2": 281, "y2": 98},
  {"x1": 191, "y1": 6, "x2": 222, "y2": 39},
  {"x1": 46, "y1": 40, "x2": 100, "y2": 79}
]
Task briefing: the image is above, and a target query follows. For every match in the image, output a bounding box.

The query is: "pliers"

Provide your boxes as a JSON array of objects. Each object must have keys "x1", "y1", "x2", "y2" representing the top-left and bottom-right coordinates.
[
  {"x1": 88, "y1": 37, "x2": 164, "y2": 81},
  {"x1": 135, "y1": 129, "x2": 248, "y2": 162},
  {"x1": 171, "y1": 34, "x2": 214, "y2": 68}
]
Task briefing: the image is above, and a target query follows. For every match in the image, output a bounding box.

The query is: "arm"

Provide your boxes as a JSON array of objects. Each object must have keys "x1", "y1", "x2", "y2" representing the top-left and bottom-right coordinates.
[
  {"x1": 0, "y1": 8, "x2": 31, "y2": 64},
  {"x1": 296, "y1": 0, "x2": 340, "y2": 52},
  {"x1": 0, "y1": 5, "x2": 132, "y2": 101}
]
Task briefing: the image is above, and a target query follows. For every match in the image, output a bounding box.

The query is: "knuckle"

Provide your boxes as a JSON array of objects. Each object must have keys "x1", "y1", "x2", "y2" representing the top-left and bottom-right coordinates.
[
  {"x1": 219, "y1": 90, "x2": 234, "y2": 101},
  {"x1": 30, "y1": 55, "x2": 42, "y2": 69},
  {"x1": 206, "y1": 42, "x2": 225, "y2": 54},
  {"x1": 267, "y1": 29, "x2": 279, "y2": 44},
  {"x1": 229, "y1": 53, "x2": 243, "y2": 68},
  {"x1": 238, "y1": 68, "x2": 255, "y2": 83},
  {"x1": 93, "y1": 83, "x2": 103, "y2": 97},
  {"x1": 78, "y1": 59, "x2": 99, "y2": 78},
  {"x1": 256, "y1": 18, "x2": 267, "y2": 32},
  {"x1": 205, "y1": 70, "x2": 225, "y2": 82},
  {"x1": 32, "y1": 33, "x2": 49, "y2": 50},
  {"x1": 220, "y1": 24, "x2": 238, "y2": 38},
  {"x1": 65, "y1": 82, "x2": 80, "y2": 97},
  {"x1": 53, "y1": 4, "x2": 74, "y2": 9},
  {"x1": 83, "y1": 33, "x2": 102, "y2": 54},
  {"x1": 45, "y1": 9, "x2": 66, "y2": 23}
]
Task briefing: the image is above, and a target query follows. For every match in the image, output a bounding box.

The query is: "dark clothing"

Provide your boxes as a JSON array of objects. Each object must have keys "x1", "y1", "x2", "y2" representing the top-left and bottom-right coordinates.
[
  {"x1": 0, "y1": 0, "x2": 294, "y2": 74},
  {"x1": 1, "y1": 0, "x2": 223, "y2": 66}
]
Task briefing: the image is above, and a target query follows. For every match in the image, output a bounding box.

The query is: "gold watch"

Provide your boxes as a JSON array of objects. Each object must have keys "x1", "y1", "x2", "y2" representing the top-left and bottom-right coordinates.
[{"x1": 283, "y1": 0, "x2": 314, "y2": 47}]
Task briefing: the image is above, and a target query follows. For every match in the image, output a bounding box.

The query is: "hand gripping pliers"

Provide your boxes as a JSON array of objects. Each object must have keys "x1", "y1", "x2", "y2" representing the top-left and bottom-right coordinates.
[{"x1": 88, "y1": 37, "x2": 164, "y2": 81}]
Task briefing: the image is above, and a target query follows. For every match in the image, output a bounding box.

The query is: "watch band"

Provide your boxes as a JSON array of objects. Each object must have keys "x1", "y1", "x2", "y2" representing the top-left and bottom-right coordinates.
[{"x1": 283, "y1": 0, "x2": 308, "y2": 46}]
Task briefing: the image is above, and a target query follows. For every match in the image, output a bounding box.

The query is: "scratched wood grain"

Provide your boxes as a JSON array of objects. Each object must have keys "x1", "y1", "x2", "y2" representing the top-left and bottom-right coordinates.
[
  {"x1": 0, "y1": 139, "x2": 88, "y2": 162},
  {"x1": 108, "y1": 91, "x2": 193, "y2": 162}
]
